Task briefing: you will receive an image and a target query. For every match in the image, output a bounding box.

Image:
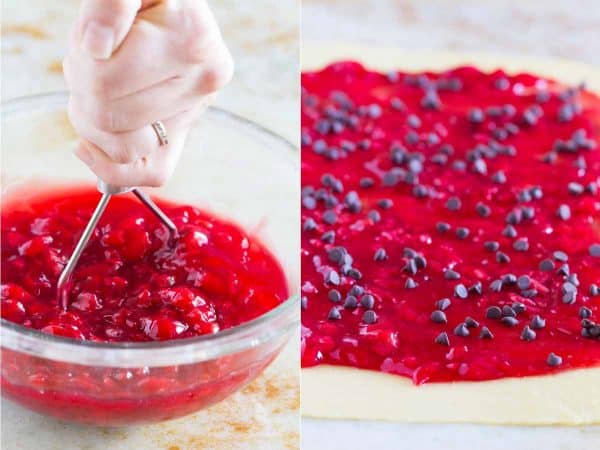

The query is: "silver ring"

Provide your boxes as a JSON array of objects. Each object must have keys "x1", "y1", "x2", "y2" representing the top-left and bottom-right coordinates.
[{"x1": 151, "y1": 121, "x2": 169, "y2": 146}]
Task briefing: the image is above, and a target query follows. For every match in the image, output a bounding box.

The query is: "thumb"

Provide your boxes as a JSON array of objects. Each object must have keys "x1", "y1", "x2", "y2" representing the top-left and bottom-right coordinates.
[{"x1": 77, "y1": 0, "x2": 157, "y2": 60}]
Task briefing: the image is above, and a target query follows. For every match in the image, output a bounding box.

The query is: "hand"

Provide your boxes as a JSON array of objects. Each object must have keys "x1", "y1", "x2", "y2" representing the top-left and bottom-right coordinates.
[{"x1": 63, "y1": 0, "x2": 233, "y2": 187}]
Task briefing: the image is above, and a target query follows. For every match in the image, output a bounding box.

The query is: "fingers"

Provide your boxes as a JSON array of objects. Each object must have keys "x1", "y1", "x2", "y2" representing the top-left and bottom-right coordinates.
[
  {"x1": 76, "y1": 0, "x2": 144, "y2": 60},
  {"x1": 74, "y1": 108, "x2": 196, "y2": 187}
]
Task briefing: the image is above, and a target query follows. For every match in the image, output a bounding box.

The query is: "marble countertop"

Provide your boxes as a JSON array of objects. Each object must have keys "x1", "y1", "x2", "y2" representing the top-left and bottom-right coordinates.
[{"x1": 1, "y1": 1, "x2": 299, "y2": 449}]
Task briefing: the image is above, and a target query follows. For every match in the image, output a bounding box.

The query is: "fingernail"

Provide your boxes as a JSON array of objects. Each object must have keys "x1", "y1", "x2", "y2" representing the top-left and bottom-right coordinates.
[
  {"x1": 76, "y1": 145, "x2": 95, "y2": 166},
  {"x1": 81, "y1": 21, "x2": 114, "y2": 60}
]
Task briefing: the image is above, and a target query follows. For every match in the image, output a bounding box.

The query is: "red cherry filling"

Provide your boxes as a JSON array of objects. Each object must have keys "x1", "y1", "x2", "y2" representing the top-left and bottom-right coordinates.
[
  {"x1": 1, "y1": 187, "x2": 288, "y2": 342},
  {"x1": 301, "y1": 63, "x2": 600, "y2": 384}
]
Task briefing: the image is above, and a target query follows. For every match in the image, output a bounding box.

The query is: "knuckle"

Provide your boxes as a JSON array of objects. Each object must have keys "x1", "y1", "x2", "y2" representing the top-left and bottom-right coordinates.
[
  {"x1": 145, "y1": 168, "x2": 169, "y2": 187},
  {"x1": 201, "y1": 52, "x2": 234, "y2": 93}
]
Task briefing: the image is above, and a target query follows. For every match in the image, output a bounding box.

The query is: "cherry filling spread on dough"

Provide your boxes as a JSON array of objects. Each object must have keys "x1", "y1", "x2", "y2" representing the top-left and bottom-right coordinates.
[
  {"x1": 301, "y1": 62, "x2": 600, "y2": 384},
  {"x1": 1, "y1": 187, "x2": 287, "y2": 424}
]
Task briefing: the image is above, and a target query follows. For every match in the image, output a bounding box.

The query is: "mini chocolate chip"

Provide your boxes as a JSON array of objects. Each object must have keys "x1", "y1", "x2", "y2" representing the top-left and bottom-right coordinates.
[
  {"x1": 373, "y1": 248, "x2": 388, "y2": 261},
  {"x1": 531, "y1": 314, "x2": 546, "y2": 329},
  {"x1": 344, "y1": 295, "x2": 358, "y2": 309},
  {"x1": 469, "y1": 282, "x2": 483, "y2": 295},
  {"x1": 490, "y1": 279, "x2": 503, "y2": 292},
  {"x1": 567, "y1": 273, "x2": 579, "y2": 287},
  {"x1": 301, "y1": 296, "x2": 308, "y2": 310},
  {"x1": 328, "y1": 289, "x2": 342, "y2": 303},
  {"x1": 484, "y1": 241, "x2": 500, "y2": 252},
  {"x1": 414, "y1": 256, "x2": 427, "y2": 269},
  {"x1": 456, "y1": 227, "x2": 470, "y2": 240},
  {"x1": 568, "y1": 182, "x2": 584, "y2": 196},
  {"x1": 454, "y1": 284, "x2": 468, "y2": 299},
  {"x1": 454, "y1": 323, "x2": 470, "y2": 337},
  {"x1": 494, "y1": 77, "x2": 510, "y2": 90},
  {"x1": 360, "y1": 177, "x2": 375, "y2": 188},
  {"x1": 546, "y1": 352, "x2": 563, "y2": 367},
  {"x1": 436, "y1": 298, "x2": 452, "y2": 310},
  {"x1": 476, "y1": 202, "x2": 491, "y2": 217},
  {"x1": 405, "y1": 278, "x2": 418, "y2": 289},
  {"x1": 444, "y1": 269, "x2": 461, "y2": 280},
  {"x1": 539, "y1": 259, "x2": 555, "y2": 272},
  {"x1": 553, "y1": 250, "x2": 569, "y2": 262},
  {"x1": 486, "y1": 306, "x2": 502, "y2": 319},
  {"x1": 562, "y1": 290, "x2": 577, "y2": 304},
  {"x1": 522, "y1": 207, "x2": 535, "y2": 220},
  {"x1": 363, "y1": 310, "x2": 378, "y2": 324},
  {"x1": 556, "y1": 204, "x2": 571, "y2": 221},
  {"x1": 491, "y1": 170, "x2": 507, "y2": 184},
  {"x1": 407, "y1": 114, "x2": 422, "y2": 128},
  {"x1": 502, "y1": 274, "x2": 517, "y2": 285},
  {"x1": 512, "y1": 302, "x2": 527, "y2": 314},
  {"x1": 435, "y1": 331, "x2": 450, "y2": 346},
  {"x1": 502, "y1": 305, "x2": 516, "y2": 318},
  {"x1": 480, "y1": 326, "x2": 494, "y2": 339},
  {"x1": 430, "y1": 310, "x2": 447, "y2": 324},
  {"x1": 501, "y1": 316, "x2": 519, "y2": 327},
  {"x1": 557, "y1": 263, "x2": 570, "y2": 277},
  {"x1": 590, "y1": 284, "x2": 600, "y2": 296},
  {"x1": 403, "y1": 259, "x2": 418, "y2": 275},
  {"x1": 303, "y1": 218, "x2": 317, "y2": 232},
  {"x1": 368, "y1": 210, "x2": 381, "y2": 223},
  {"x1": 421, "y1": 90, "x2": 441, "y2": 110},
  {"x1": 347, "y1": 268, "x2": 362, "y2": 280},
  {"x1": 521, "y1": 325, "x2": 537, "y2": 341},
  {"x1": 377, "y1": 198, "x2": 393, "y2": 209},
  {"x1": 322, "y1": 210, "x2": 337, "y2": 225},
  {"x1": 350, "y1": 285, "x2": 364, "y2": 296},
  {"x1": 325, "y1": 270, "x2": 340, "y2": 286},
  {"x1": 506, "y1": 209, "x2": 523, "y2": 225},
  {"x1": 321, "y1": 230, "x2": 335, "y2": 243},
  {"x1": 472, "y1": 158, "x2": 488, "y2": 175},
  {"x1": 446, "y1": 196, "x2": 462, "y2": 211},
  {"x1": 327, "y1": 307, "x2": 341, "y2": 320},
  {"x1": 328, "y1": 247, "x2": 347, "y2": 264},
  {"x1": 436, "y1": 222, "x2": 451, "y2": 233},
  {"x1": 468, "y1": 108, "x2": 485, "y2": 124},
  {"x1": 496, "y1": 251, "x2": 511, "y2": 263},
  {"x1": 403, "y1": 246, "x2": 418, "y2": 258},
  {"x1": 579, "y1": 306, "x2": 593, "y2": 319},
  {"x1": 465, "y1": 317, "x2": 479, "y2": 328},
  {"x1": 502, "y1": 225, "x2": 518, "y2": 238},
  {"x1": 521, "y1": 289, "x2": 538, "y2": 298},
  {"x1": 590, "y1": 244, "x2": 600, "y2": 258},
  {"x1": 360, "y1": 294, "x2": 375, "y2": 309},
  {"x1": 513, "y1": 238, "x2": 529, "y2": 252},
  {"x1": 517, "y1": 275, "x2": 531, "y2": 290},
  {"x1": 562, "y1": 282, "x2": 577, "y2": 294},
  {"x1": 302, "y1": 196, "x2": 316, "y2": 209}
]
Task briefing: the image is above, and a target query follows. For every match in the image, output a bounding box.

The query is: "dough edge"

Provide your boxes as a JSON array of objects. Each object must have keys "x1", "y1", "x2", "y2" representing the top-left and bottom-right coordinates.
[{"x1": 301, "y1": 43, "x2": 600, "y2": 425}]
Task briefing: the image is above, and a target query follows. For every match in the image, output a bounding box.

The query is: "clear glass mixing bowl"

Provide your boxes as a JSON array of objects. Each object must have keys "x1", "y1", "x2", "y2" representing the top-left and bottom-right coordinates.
[{"x1": 0, "y1": 92, "x2": 299, "y2": 426}]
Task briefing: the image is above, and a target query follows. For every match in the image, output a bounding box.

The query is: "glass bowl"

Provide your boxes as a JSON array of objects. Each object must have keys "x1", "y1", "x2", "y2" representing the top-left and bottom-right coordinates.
[{"x1": 0, "y1": 92, "x2": 299, "y2": 426}]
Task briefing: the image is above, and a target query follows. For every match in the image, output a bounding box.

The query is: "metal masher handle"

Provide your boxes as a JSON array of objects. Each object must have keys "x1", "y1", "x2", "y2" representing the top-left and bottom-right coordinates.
[{"x1": 56, "y1": 181, "x2": 178, "y2": 309}]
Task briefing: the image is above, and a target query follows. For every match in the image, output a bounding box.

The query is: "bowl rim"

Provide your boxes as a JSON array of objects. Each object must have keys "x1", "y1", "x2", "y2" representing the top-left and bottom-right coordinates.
[{"x1": 1, "y1": 92, "x2": 300, "y2": 367}]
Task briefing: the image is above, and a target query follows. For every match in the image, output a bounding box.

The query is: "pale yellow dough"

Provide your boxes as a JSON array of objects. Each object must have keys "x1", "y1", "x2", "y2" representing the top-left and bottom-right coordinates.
[{"x1": 301, "y1": 43, "x2": 600, "y2": 425}]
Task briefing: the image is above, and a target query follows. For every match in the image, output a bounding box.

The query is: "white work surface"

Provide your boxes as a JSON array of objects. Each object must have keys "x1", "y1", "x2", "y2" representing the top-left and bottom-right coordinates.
[
  {"x1": 301, "y1": 1, "x2": 599, "y2": 449},
  {"x1": 1, "y1": 1, "x2": 300, "y2": 449}
]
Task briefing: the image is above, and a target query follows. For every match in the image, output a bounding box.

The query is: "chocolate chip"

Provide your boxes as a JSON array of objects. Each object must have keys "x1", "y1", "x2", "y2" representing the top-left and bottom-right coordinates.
[
  {"x1": 403, "y1": 259, "x2": 418, "y2": 275},
  {"x1": 435, "y1": 332, "x2": 450, "y2": 346},
  {"x1": 589, "y1": 244, "x2": 600, "y2": 258},
  {"x1": 377, "y1": 199, "x2": 393, "y2": 209},
  {"x1": 496, "y1": 251, "x2": 510, "y2": 263},
  {"x1": 407, "y1": 114, "x2": 421, "y2": 128},
  {"x1": 489, "y1": 279, "x2": 503, "y2": 292},
  {"x1": 328, "y1": 289, "x2": 342, "y2": 303},
  {"x1": 322, "y1": 210, "x2": 337, "y2": 225},
  {"x1": 454, "y1": 323, "x2": 470, "y2": 337},
  {"x1": 421, "y1": 90, "x2": 441, "y2": 110},
  {"x1": 517, "y1": 275, "x2": 531, "y2": 290},
  {"x1": 302, "y1": 196, "x2": 316, "y2": 210},
  {"x1": 344, "y1": 295, "x2": 358, "y2": 309},
  {"x1": 303, "y1": 218, "x2": 317, "y2": 232},
  {"x1": 557, "y1": 263, "x2": 570, "y2": 277},
  {"x1": 327, "y1": 307, "x2": 341, "y2": 320},
  {"x1": 512, "y1": 302, "x2": 527, "y2": 314},
  {"x1": 360, "y1": 294, "x2": 375, "y2": 309},
  {"x1": 454, "y1": 283, "x2": 468, "y2": 299},
  {"x1": 553, "y1": 250, "x2": 569, "y2": 262},
  {"x1": 539, "y1": 259, "x2": 555, "y2": 272},
  {"x1": 360, "y1": 177, "x2": 375, "y2": 189},
  {"x1": 469, "y1": 282, "x2": 483, "y2": 295},
  {"x1": 502, "y1": 225, "x2": 518, "y2": 238},
  {"x1": 513, "y1": 238, "x2": 529, "y2": 252},
  {"x1": 363, "y1": 310, "x2": 378, "y2": 324},
  {"x1": 442, "y1": 269, "x2": 461, "y2": 281},
  {"x1": 328, "y1": 247, "x2": 347, "y2": 264},
  {"x1": 501, "y1": 316, "x2": 519, "y2": 327},
  {"x1": 446, "y1": 196, "x2": 462, "y2": 211},
  {"x1": 480, "y1": 326, "x2": 494, "y2": 339},
  {"x1": 579, "y1": 307, "x2": 592, "y2": 319},
  {"x1": 368, "y1": 210, "x2": 381, "y2": 222},
  {"x1": 476, "y1": 202, "x2": 491, "y2": 217},
  {"x1": 521, "y1": 289, "x2": 538, "y2": 298},
  {"x1": 465, "y1": 317, "x2": 479, "y2": 328},
  {"x1": 486, "y1": 306, "x2": 502, "y2": 319},
  {"x1": 456, "y1": 227, "x2": 470, "y2": 240},
  {"x1": 531, "y1": 315, "x2": 546, "y2": 329},
  {"x1": 494, "y1": 77, "x2": 510, "y2": 90},
  {"x1": 431, "y1": 310, "x2": 447, "y2": 324},
  {"x1": 491, "y1": 170, "x2": 507, "y2": 184},
  {"x1": 484, "y1": 241, "x2": 500, "y2": 252},
  {"x1": 413, "y1": 185, "x2": 429, "y2": 198},
  {"x1": 502, "y1": 274, "x2": 517, "y2": 285},
  {"x1": 373, "y1": 248, "x2": 388, "y2": 261},
  {"x1": 468, "y1": 108, "x2": 485, "y2": 124},
  {"x1": 325, "y1": 269, "x2": 340, "y2": 286},
  {"x1": 349, "y1": 285, "x2": 364, "y2": 296},
  {"x1": 405, "y1": 278, "x2": 418, "y2": 289},
  {"x1": 321, "y1": 230, "x2": 335, "y2": 243},
  {"x1": 562, "y1": 290, "x2": 577, "y2": 304},
  {"x1": 472, "y1": 158, "x2": 488, "y2": 175},
  {"x1": 546, "y1": 352, "x2": 563, "y2": 367},
  {"x1": 344, "y1": 191, "x2": 362, "y2": 213},
  {"x1": 347, "y1": 268, "x2": 362, "y2": 280},
  {"x1": 436, "y1": 298, "x2": 452, "y2": 310},
  {"x1": 556, "y1": 204, "x2": 571, "y2": 221},
  {"x1": 502, "y1": 305, "x2": 516, "y2": 317},
  {"x1": 436, "y1": 222, "x2": 451, "y2": 233},
  {"x1": 301, "y1": 296, "x2": 308, "y2": 310},
  {"x1": 590, "y1": 284, "x2": 600, "y2": 296},
  {"x1": 568, "y1": 182, "x2": 585, "y2": 196},
  {"x1": 521, "y1": 325, "x2": 537, "y2": 341},
  {"x1": 414, "y1": 255, "x2": 427, "y2": 269}
]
